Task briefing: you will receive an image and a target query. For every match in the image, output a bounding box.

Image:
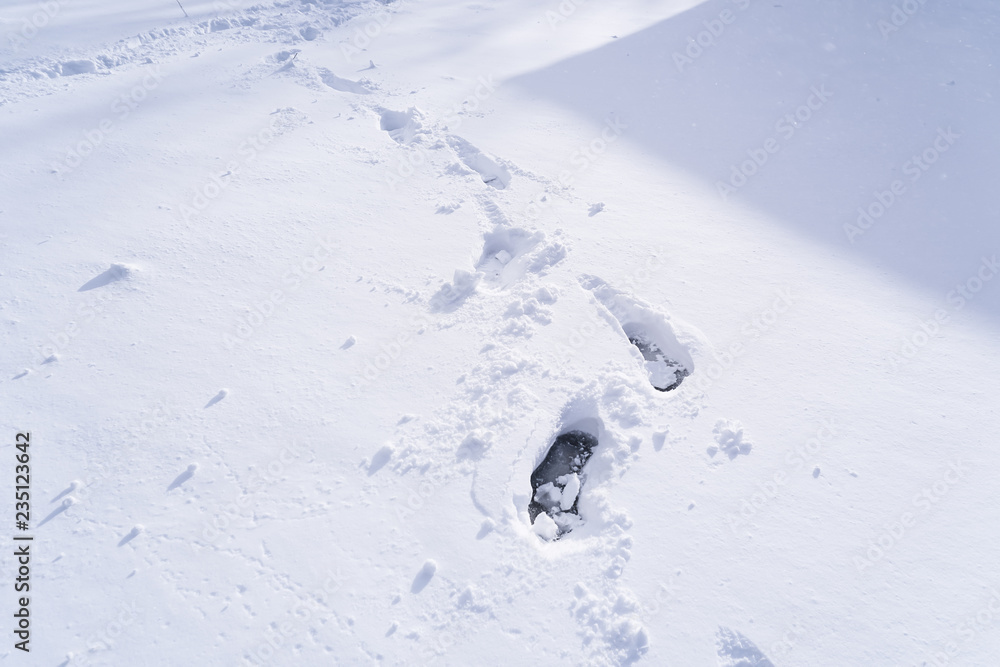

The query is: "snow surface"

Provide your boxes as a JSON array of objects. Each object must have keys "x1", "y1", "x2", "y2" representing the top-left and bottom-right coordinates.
[{"x1": 2, "y1": 0, "x2": 1000, "y2": 665}]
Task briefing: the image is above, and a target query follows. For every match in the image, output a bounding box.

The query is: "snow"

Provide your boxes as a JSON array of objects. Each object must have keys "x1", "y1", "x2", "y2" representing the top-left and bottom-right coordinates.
[{"x1": 2, "y1": 0, "x2": 1000, "y2": 664}]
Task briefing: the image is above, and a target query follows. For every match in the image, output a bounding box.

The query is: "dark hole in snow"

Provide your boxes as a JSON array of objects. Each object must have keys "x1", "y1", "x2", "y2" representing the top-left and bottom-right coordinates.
[
  {"x1": 528, "y1": 430, "x2": 598, "y2": 537},
  {"x1": 628, "y1": 332, "x2": 689, "y2": 392}
]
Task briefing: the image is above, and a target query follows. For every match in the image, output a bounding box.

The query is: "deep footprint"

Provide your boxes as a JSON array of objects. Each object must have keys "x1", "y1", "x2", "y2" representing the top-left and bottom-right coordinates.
[
  {"x1": 529, "y1": 430, "x2": 598, "y2": 537},
  {"x1": 625, "y1": 325, "x2": 690, "y2": 392}
]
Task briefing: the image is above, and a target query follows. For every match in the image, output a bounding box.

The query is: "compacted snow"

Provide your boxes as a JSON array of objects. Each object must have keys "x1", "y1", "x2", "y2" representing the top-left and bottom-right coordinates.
[{"x1": 2, "y1": 0, "x2": 1000, "y2": 665}]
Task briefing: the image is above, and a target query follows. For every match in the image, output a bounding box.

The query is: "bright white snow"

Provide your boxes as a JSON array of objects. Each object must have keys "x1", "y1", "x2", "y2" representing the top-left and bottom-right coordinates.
[{"x1": 2, "y1": 0, "x2": 1000, "y2": 665}]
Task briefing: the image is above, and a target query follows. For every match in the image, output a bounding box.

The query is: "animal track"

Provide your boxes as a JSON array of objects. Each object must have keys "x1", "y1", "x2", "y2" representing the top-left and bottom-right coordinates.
[
  {"x1": 529, "y1": 419, "x2": 600, "y2": 539},
  {"x1": 581, "y1": 275, "x2": 694, "y2": 392}
]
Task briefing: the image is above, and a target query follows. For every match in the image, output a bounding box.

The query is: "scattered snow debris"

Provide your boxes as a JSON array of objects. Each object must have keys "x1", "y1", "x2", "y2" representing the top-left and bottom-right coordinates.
[
  {"x1": 529, "y1": 428, "x2": 598, "y2": 536},
  {"x1": 557, "y1": 473, "x2": 581, "y2": 510},
  {"x1": 411, "y1": 560, "x2": 437, "y2": 593},
  {"x1": 205, "y1": 389, "x2": 228, "y2": 408},
  {"x1": 652, "y1": 428, "x2": 668, "y2": 451},
  {"x1": 712, "y1": 419, "x2": 753, "y2": 459},
  {"x1": 368, "y1": 445, "x2": 393, "y2": 475},
  {"x1": 572, "y1": 584, "x2": 649, "y2": 663},
  {"x1": 456, "y1": 432, "x2": 491, "y2": 461},
  {"x1": 78, "y1": 262, "x2": 136, "y2": 291},
  {"x1": 532, "y1": 512, "x2": 558, "y2": 540},
  {"x1": 430, "y1": 269, "x2": 480, "y2": 312},
  {"x1": 119, "y1": 524, "x2": 144, "y2": 546}
]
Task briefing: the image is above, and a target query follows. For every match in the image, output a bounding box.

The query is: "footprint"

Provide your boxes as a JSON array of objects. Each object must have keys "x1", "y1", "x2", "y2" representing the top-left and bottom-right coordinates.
[
  {"x1": 581, "y1": 275, "x2": 694, "y2": 392},
  {"x1": 379, "y1": 108, "x2": 423, "y2": 144},
  {"x1": 716, "y1": 626, "x2": 774, "y2": 667},
  {"x1": 299, "y1": 26, "x2": 321, "y2": 41},
  {"x1": 318, "y1": 68, "x2": 371, "y2": 94},
  {"x1": 446, "y1": 136, "x2": 511, "y2": 189},
  {"x1": 59, "y1": 60, "x2": 97, "y2": 76},
  {"x1": 529, "y1": 419, "x2": 600, "y2": 539},
  {"x1": 429, "y1": 269, "x2": 480, "y2": 313},
  {"x1": 475, "y1": 227, "x2": 544, "y2": 286},
  {"x1": 624, "y1": 324, "x2": 689, "y2": 392}
]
